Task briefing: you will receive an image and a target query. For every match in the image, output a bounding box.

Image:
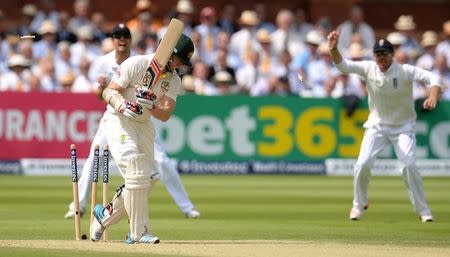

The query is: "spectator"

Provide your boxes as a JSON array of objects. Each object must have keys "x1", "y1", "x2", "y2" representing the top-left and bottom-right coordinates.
[
  {"x1": 271, "y1": 9, "x2": 303, "y2": 58},
  {"x1": 68, "y1": 0, "x2": 93, "y2": 33},
  {"x1": 416, "y1": 31, "x2": 438, "y2": 71},
  {"x1": 432, "y1": 55, "x2": 450, "y2": 99},
  {"x1": 0, "y1": 54, "x2": 32, "y2": 92},
  {"x1": 126, "y1": 0, "x2": 161, "y2": 32},
  {"x1": 33, "y1": 20, "x2": 58, "y2": 60},
  {"x1": 208, "y1": 48, "x2": 235, "y2": 82},
  {"x1": 394, "y1": 15, "x2": 422, "y2": 62},
  {"x1": 2, "y1": 28, "x2": 21, "y2": 57},
  {"x1": 212, "y1": 71, "x2": 237, "y2": 95},
  {"x1": 306, "y1": 42, "x2": 338, "y2": 97},
  {"x1": 387, "y1": 32, "x2": 407, "y2": 51},
  {"x1": 30, "y1": 0, "x2": 60, "y2": 33},
  {"x1": 70, "y1": 25, "x2": 101, "y2": 67},
  {"x1": 54, "y1": 41, "x2": 76, "y2": 80},
  {"x1": 436, "y1": 20, "x2": 450, "y2": 68},
  {"x1": 337, "y1": 5, "x2": 375, "y2": 57},
  {"x1": 217, "y1": 3, "x2": 238, "y2": 35},
  {"x1": 293, "y1": 8, "x2": 314, "y2": 42},
  {"x1": 291, "y1": 30, "x2": 323, "y2": 93},
  {"x1": 235, "y1": 50, "x2": 260, "y2": 94},
  {"x1": 18, "y1": 4, "x2": 38, "y2": 36},
  {"x1": 254, "y1": 3, "x2": 276, "y2": 33},
  {"x1": 71, "y1": 56, "x2": 94, "y2": 93},
  {"x1": 256, "y1": 29, "x2": 277, "y2": 77},
  {"x1": 91, "y1": 12, "x2": 108, "y2": 43},
  {"x1": 216, "y1": 31, "x2": 240, "y2": 69},
  {"x1": 191, "y1": 60, "x2": 217, "y2": 95},
  {"x1": 59, "y1": 71, "x2": 76, "y2": 92},
  {"x1": 229, "y1": 10, "x2": 260, "y2": 68},
  {"x1": 157, "y1": 10, "x2": 177, "y2": 41},
  {"x1": 269, "y1": 75, "x2": 292, "y2": 96},
  {"x1": 36, "y1": 56, "x2": 59, "y2": 92},
  {"x1": 194, "y1": 6, "x2": 220, "y2": 65},
  {"x1": 100, "y1": 38, "x2": 114, "y2": 54},
  {"x1": 175, "y1": 0, "x2": 195, "y2": 36},
  {"x1": 17, "y1": 39, "x2": 35, "y2": 65},
  {"x1": 130, "y1": 12, "x2": 153, "y2": 48},
  {"x1": 56, "y1": 11, "x2": 77, "y2": 44}
]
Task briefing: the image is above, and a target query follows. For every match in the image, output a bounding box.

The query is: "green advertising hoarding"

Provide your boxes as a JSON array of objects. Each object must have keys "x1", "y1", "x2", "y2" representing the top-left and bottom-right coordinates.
[{"x1": 154, "y1": 95, "x2": 450, "y2": 165}]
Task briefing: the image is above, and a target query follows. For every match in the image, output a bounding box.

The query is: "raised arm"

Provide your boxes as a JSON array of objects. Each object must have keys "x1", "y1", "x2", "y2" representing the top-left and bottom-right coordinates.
[{"x1": 328, "y1": 30, "x2": 343, "y2": 65}]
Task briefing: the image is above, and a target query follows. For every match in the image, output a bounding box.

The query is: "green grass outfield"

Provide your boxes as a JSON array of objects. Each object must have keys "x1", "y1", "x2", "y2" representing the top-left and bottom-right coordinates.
[{"x1": 0, "y1": 175, "x2": 449, "y2": 256}]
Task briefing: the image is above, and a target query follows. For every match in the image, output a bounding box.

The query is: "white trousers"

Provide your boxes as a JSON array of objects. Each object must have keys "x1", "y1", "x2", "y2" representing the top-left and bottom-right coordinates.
[
  {"x1": 353, "y1": 123, "x2": 432, "y2": 216},
  {"x1": 70, "y1": 113, "x2": 195, "y2": 214}
]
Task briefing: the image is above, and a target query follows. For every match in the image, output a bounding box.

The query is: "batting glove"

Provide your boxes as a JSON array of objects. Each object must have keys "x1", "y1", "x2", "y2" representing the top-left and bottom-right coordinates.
[
  {"x1": 118, "y1": 100, "x2": 143, "y2": 121},
  {"x1": 136, "y1": 88, "x2": 157, "y2": 110}
]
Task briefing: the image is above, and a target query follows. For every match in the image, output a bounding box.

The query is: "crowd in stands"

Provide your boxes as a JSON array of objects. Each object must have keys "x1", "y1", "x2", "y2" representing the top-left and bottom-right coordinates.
[{"x1": 0, "y1": 0, "x2": 449, "y2": 101}]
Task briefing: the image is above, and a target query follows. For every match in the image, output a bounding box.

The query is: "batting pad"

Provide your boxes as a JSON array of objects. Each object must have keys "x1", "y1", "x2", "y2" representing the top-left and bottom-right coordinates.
[
  {"x1": 101, "y1": 185, "x2": 127, "y2": 228},
  {"x1": 124, "y1": 155, "x2": 153, "y2": 241}
]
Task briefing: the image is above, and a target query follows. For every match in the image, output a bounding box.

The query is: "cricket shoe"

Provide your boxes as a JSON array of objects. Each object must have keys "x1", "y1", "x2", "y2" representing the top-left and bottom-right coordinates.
[
  {"x1": 349, "y1": 208, "x2": 362, "y2": 221},
  {"x1": 64, "y1": 208, "x2": 85, "y2": 219},
  {"x1": 126, "y1": 229, "x2": 160, "y2": 244},
  {"x1": 186, "y1": 209, "x2": 200, "y2": 219},
  {"x1": 90, "y1": 204, "x2": 106, "y2": 241},
  {"x1": 420, "y1": 215, "x2": 433, "y2": 223}
]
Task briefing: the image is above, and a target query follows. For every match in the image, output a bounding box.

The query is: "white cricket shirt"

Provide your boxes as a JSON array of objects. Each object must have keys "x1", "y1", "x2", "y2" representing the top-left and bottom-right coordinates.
[
  {"x1": 109, "y1": 54, "x2": 182, "y2": 122},
  {"x1": 336, "y1": 59, "x2": 440, "y2": 127}
]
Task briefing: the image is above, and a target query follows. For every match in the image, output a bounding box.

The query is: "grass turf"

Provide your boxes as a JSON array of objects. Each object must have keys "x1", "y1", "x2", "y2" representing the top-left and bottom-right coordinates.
[{"x1": 0, "y1": 175, "x2": 449, "y2": 248}]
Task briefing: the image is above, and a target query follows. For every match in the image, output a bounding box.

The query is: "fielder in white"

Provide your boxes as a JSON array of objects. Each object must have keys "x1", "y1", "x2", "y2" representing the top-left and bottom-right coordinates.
[
  {"x1": 87, "y1": 31, "x2": 195, "y2": 244},
  {"x1": 64, "y1": 24, "x2": 199, "y2": 221},
  {"x1": 328, "y1": 30, "x2": 441, "y2": 222}
]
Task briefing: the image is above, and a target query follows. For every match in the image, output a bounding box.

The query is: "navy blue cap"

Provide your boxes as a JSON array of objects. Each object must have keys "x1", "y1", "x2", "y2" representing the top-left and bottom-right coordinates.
[
  {"x1": 373, "y1": 39, "x2": 394, "y2": 53},
  {"x1": 112, "y1": 23, "x2": 131, "y2": 38}
]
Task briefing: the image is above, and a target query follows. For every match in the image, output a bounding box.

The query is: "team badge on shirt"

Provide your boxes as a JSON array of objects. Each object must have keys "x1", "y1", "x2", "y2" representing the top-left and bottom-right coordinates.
[{"x1": 160, "y1": 81, "x2": 170, "y2": 93}]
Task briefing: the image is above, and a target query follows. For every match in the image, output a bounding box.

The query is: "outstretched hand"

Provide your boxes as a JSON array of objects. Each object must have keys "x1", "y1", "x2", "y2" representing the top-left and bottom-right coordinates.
[
  {"x1": 327, "y1": 30, "x2": 340, "y2": 49},
  {"x1": 423, "y1": 96, "x2": 437, "y2": 110}
]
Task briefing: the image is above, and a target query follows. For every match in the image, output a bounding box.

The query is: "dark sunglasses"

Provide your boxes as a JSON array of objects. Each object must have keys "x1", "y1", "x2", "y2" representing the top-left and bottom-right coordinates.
[
  {"x1": 112, "y1": 34, "x2": 131, "y2": 39},
  {"x1": 374, "y1": 51, "x2": 391, "y2": 57}
]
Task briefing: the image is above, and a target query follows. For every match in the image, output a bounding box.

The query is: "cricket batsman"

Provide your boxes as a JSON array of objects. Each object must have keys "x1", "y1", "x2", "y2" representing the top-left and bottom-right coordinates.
[
  {"x1": 328, "y1": 29, "x2": 441, "y2": 222},
  {"x1": 89, "y1": 33, "x2": 194, "y2": 244}
]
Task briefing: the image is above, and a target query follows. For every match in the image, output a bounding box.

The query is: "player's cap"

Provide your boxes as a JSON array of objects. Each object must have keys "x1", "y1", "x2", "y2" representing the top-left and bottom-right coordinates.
[
  {"x1": 373, "y1": 39, "x2": 394, "y2": 53},
  {"x1": 173, "y1": 33, "x2": 194, "y2": 66},
  {"x1": 112, "y1": 23, "x2": 131, "y2": 38}
]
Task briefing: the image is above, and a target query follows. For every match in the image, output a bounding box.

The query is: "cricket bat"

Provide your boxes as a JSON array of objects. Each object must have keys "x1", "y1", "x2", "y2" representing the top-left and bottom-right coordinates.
[{"x1": 141, "y1": 18, "x2": 184, "y2": 91}]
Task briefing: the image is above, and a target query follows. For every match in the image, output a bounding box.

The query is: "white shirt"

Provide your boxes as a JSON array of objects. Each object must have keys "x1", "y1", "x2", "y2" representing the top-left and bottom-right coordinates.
[
  {"x1": 88, "y1": 50, "x2": 118, "y2": 88},
  {"x1": 110, "y1": 54, "x2": 181, "y2": 122},
  {"x1": 336, "y1": 59, "x2": 440, "y2": 127}
]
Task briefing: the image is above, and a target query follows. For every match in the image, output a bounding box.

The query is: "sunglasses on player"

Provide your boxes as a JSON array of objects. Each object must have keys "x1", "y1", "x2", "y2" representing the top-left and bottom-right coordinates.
[{"x1": 112, "y1": 34, "x2": 131, "y2": 39}]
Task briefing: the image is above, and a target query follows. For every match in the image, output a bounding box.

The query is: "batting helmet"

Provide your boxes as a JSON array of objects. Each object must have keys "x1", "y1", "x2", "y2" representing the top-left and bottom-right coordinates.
[{"x1": 173, "y1": 33, "x2": 194, "y2": 66}]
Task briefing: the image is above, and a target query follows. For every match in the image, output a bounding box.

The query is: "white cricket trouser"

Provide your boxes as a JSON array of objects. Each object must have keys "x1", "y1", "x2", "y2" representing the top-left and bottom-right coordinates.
[
  {"x1": 70, "y1": 113, "x2": 195, "y2": 214},
  {"x1": 353, "y1": 122, "x2": 432, "y2": 216},
  {"x1": 155, "y1": 137, "x2": 195, "y2": 213}
]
